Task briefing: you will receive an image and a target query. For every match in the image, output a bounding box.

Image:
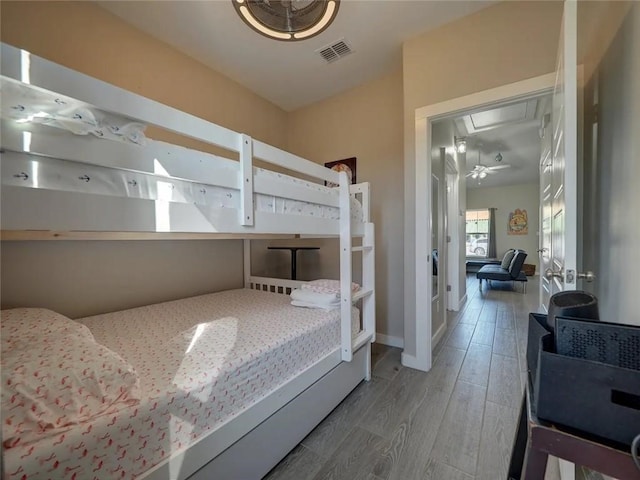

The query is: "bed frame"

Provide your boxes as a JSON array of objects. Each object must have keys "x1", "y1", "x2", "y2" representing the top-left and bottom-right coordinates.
[{"x1": 0, "y1": 43, "x2": 376, "y2": 479}]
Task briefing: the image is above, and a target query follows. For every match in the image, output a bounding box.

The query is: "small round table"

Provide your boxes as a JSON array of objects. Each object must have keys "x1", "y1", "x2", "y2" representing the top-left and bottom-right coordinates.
[{"x1": 267, "y1": 246, "x2": 320, "y2": 280}]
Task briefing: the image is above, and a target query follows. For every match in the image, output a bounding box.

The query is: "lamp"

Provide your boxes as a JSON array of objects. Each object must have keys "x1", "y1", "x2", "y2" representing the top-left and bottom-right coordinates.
[
  {"x1": 454, "y1": 136, "x2": 467, "y2": 154},
  {"x1": 232, "y1": 0, "x2": 340, "y2": 41}
]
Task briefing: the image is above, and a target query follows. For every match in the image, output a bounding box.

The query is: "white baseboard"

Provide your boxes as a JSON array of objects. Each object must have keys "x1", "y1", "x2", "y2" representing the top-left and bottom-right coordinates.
[
  {"x1": 400, "y1": 352, "x2": 431, "y2": 372},
  {"x1": 457, "y1": 292, "x2": 468, "y2": 311},
  {"x1": 375, "y1": 333, "x2": 404, "y2": 348},
  {"x1": 432, "y1": 321, "x2": 447, "y2": 348},
  {"x1": 398, "y1": 323, "x2": 446, "y2": 373}
]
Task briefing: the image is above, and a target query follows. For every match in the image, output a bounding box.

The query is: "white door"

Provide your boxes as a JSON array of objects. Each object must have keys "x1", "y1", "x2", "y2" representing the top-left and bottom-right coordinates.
[
  {"x1": 540, "y1": 2, "x2": 579, "y2": 478},
  {"x1": 539, "y1": 0, "x2": 579, "y2": 313}
]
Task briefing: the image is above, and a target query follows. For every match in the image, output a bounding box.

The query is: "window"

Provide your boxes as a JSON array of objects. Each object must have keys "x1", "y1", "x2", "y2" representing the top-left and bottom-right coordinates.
[{"x1": 466, "y1": 209, "x2": 490, "y2": 257}]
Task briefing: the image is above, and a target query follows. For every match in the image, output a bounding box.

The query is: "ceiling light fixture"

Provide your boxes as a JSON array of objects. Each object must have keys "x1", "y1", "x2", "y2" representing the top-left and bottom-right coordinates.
[
  {"x1": 454, "y1": 136, "x2": 467, "y2": 154},
  {"x1": 232, "y1": 0, "x2": 340, "y2": 42},
  {"x1": 466, "y1": 147, "x2": 512, "y2": 182}
]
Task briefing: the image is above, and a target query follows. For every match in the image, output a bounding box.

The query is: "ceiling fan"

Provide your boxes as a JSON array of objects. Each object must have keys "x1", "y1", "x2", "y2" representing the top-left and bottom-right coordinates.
[{"x1": 466, "y1": 151, "x2": 511, "y2": 179}]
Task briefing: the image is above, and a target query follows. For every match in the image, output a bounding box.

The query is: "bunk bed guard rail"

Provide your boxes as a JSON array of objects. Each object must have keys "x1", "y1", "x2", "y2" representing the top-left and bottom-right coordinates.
[{"x1": 0, "y1": 42, "x2": 375, "y2": 362}]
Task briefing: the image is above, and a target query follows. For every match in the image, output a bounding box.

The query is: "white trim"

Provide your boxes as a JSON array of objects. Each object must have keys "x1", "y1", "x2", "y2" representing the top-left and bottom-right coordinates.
[
  {"x1": 432, "y1": 321, "x2": 447, "y2": 349},
  {"x1": 375, "y1": 333, "x2": 404, "y2": 349},
  {"x1": 455, "y1": 292, "x2": 468, "y2": 312},
  {"x1": 446, "y1": 170, "x2": 461, "y2": 311},
  {"x1": 562, "y1": 0, "x2": 579, "y2": 292},
  {"x1": 400, "y1": 352, "x2": 422, "y2": 371},
  {"x1": 407, "y1": 115, "x2": 433, "y2": 372},
  {"x1": 407, "y1": 72, "x2": 556, "y2": 372},
  {"x1": 414, "y1": 73, "x2": 557, "y2": 122}
]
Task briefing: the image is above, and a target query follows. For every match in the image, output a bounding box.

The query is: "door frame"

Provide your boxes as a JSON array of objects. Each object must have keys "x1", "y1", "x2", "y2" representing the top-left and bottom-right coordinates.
[{"x1": 402, "y1": 73, "x2": 556, "y2": 373}]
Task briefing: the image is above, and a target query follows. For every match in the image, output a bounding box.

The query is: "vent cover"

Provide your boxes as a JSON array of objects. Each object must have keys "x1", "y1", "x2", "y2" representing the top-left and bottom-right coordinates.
[{"x1": 317, "y1": 38, "x2": 353, "y2": 63}]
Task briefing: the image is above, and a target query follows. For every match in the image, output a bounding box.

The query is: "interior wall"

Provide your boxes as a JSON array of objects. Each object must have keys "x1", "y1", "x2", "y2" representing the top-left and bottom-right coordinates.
[
  {"x1": 0, "y1": 241, "x2": 244, "y2": 319},
  {"x1": 0, "y1": 1, "x2": 288, "y2": 317},
  {"x1": 284, "y1": 70, "x2": 404, "y2": 344},
  {"x1": 403, "y1": 1, "x2": 563, "y2": 356},
  {"x1": 583, "y1": 3, "x2": 640, "y2": 326},
  {"x1": 467, "y1": 184, "x2": 540, "y2": 271}
]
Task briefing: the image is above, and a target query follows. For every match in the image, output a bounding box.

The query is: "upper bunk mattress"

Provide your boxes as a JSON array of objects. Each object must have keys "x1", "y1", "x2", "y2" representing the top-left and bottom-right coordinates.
[{"x1": 3, "y1": 289, "x2": 360, "y2": 479}]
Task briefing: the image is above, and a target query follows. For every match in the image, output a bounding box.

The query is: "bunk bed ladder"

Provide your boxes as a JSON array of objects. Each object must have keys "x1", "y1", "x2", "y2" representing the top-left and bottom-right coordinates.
[
  {"x1": 358, "y1": 222, "x2": 375, "y2": 380},
  {"x1": 353, "y1": 183, "x2": 374, "y2": 341},
  {"x1": 350, "y1": 182, "x2": 375, "y2": 378},
  {"x1": 339, "y1": 171, "x2": 353, "y2": 362},
  {"x1": 338, "y1": 178, "x2": 375, "y2": 367}
]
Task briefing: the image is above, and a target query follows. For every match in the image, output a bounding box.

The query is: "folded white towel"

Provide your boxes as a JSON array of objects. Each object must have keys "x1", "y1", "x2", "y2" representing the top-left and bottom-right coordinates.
[
  {"x1": 301, "y1": 279, "x2": 360, "y2": 295},
  {"x1": 291, "y1": 300, "x2": 339, "y2": 311},
  {"x1": 290, "y1": 289, "x2": 340, "y2": 305}
]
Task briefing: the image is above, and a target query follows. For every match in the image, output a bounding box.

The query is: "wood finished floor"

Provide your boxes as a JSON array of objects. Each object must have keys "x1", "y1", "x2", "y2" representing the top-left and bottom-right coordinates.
[{"x1": 264, "y1": 275, "x2": 560, "y2": 480}]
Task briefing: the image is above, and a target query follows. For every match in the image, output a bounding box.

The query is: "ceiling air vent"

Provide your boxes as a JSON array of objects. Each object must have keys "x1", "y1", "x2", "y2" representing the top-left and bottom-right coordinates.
[{"x1": 317, "y1": 38, "x2": 353, "y2": 64}]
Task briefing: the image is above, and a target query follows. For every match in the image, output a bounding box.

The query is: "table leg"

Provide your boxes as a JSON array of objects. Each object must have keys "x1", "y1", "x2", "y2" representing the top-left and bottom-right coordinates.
[
  {"x1": 508, "y1": 394, "x2": 528, "y2": 479},
  {"x1": 290, "y1": 249, "x2": 297, "y2": 280},
  {"x1": 522, "y1": 446, "x2": 549, "y2": 480}
]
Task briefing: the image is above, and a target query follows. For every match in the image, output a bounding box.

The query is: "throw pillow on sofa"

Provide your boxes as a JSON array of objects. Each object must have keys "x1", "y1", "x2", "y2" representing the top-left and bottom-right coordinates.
[{"x1": 501, "y1": 249, "x2": 516, "y2": 269}]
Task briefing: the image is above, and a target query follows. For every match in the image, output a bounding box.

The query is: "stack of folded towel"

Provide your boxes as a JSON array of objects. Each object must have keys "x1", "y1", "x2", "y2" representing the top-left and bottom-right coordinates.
[{"x1": 290, "y1": 279, "x2": 360, "y2": 310}]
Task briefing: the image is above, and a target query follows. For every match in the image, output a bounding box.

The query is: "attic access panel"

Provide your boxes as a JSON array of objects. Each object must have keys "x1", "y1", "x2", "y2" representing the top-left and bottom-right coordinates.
[{"x1": 457, "y1": 98, "x2": 539, "y2": 135}]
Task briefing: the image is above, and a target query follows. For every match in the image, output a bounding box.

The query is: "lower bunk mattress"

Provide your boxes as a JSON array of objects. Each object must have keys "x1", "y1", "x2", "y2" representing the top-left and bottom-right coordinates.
[{"x1": 2, "y1": 288, "x2": 360, "y2": 479}]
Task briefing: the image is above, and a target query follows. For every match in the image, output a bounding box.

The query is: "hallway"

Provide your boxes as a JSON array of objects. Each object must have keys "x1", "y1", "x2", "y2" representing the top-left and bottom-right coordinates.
[{"x1": 266, "y1": 275, "x2": 546, "y2": 480}]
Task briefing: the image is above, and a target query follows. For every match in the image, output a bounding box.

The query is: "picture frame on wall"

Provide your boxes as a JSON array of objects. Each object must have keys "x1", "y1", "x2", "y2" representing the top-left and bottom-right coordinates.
[
  {"x1": 508, "y1": 208, "x2": 528, "y2": 235},
  {"x1": 324, "y1": 157, "x2": 356, "y2": 187}
]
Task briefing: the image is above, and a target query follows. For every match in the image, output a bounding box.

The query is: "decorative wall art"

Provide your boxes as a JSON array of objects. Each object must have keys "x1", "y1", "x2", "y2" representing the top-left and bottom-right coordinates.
[
  {"x1": 325, "y1": 157, "x2": 356, "y2": 187},
  {"x1": 508, "y1": 208, "x2": 528, "y2": 235}
]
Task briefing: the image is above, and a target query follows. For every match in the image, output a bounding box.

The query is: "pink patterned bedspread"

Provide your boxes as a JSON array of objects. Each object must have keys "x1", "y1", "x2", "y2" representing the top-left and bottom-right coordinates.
[{"x1": 3, "y1": 289, "x2": 359, "y2": 479}]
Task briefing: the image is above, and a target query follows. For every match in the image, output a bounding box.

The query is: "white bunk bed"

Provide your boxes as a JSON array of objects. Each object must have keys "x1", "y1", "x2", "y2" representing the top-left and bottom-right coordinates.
[{"x1": 0, "y1": 43, "x2": 376, "y2": 479}]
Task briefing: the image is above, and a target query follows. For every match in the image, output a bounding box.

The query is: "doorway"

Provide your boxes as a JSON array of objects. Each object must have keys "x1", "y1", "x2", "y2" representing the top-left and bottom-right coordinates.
[{"x1": 402, "y1": 73, "x2": 555, "y2": 373}]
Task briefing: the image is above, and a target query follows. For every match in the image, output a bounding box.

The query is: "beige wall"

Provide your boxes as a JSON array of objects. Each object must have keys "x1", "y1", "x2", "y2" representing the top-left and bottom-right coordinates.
[
  {"x1": 1, "y1": 241, "x2": 244, "y2": 319},
  {"x1": 0, "y1": 1, "x2": 288, "y2": 317},
  {"x1": 402, "y1": 1, "x2": 563, "y2": 356},
  {"x1": 581, "y1": 3, "x2": 640, "y2": 326},
  {"x1": 286, "y1": 70, "x2": 404, "y2": 343},
  {"x1": 578, "y1": 1, "x2": 633, "y2": 83},
  {"x1": 467, "y1": 184, "x2": 540, "y2": 271}
]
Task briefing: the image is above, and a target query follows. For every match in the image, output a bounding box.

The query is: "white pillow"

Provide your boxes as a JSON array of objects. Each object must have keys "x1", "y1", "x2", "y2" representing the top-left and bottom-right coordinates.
[
  {"x1": 1, "y1": 308, "x2": 140, "y2": 448},
  {"x1": 1, "y1": 307, "x2": 95, "y2": 344},
  {"x1": 501, "y1": 249, "x2": 516, "y2": 269}
]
